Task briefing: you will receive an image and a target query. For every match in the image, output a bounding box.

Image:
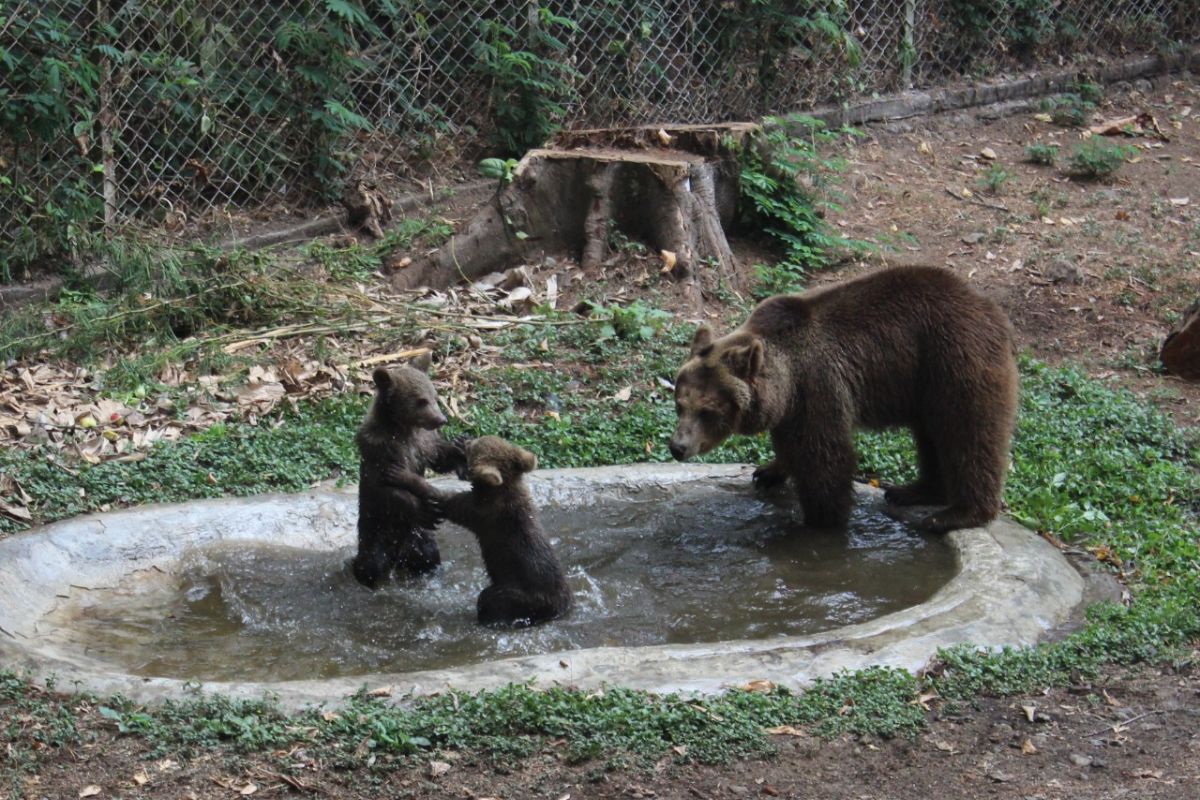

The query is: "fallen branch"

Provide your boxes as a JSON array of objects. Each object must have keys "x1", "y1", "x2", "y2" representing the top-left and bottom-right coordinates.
[{"x1": 944, "y1": 186, "x2": 1010, "y2": 213}]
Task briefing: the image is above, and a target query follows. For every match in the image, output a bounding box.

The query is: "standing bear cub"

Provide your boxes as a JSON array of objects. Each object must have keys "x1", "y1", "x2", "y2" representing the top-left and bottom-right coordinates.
[
  {"x1": 352, "y1": 353, "x2": 467, "y2": 589},
  {"x1": 387, "y1": 436, "x2": 572, "y2": 627},
  {"x1": 669, "y1": 266, "x2": 1019, "y2": 532}
]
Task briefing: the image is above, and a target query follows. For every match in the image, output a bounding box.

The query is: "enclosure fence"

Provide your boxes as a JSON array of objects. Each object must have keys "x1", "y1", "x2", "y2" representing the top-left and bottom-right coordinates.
[{"x1": 1, "y1": 0, "x2": 1197, "y2": 270}]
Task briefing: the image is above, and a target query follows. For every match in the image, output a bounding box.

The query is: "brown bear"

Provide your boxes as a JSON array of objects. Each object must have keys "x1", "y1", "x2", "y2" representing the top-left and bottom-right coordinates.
[
  {"x1": 351, "y1": 352, "x2": 468, "y2": 589},
  {"x1": 385, "y1": 436, "x2": 572, "y2": 627},
  {"x1": 668, "y1": 265, "x2": 1019, "y2": 533}
]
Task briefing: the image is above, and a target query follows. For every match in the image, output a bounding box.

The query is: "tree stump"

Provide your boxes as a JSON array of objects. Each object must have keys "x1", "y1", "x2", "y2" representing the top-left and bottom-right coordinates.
[
  {"x1": 1161, "y1": 301, "x2": 1200, "y2": 381},
  {"x1": 390, "y1": 123, "x2": 759, "y2": 309}
]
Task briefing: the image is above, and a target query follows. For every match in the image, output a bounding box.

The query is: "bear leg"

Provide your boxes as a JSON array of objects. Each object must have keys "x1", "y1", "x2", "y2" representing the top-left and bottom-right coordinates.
[
  {"x1": 780, "y1": 421, "x2": 856, "y2": 528},
  {"x1": 350, "y1": 528, "x2": 394, "y2": 589},
  {"x1": 885, "y1": 429, "x2": 948, "y2": 507},
  {"x1": 919, "y1": 394, "x2": 1014, "y2": 532},
  {"x1": 395, "y1": 529, "x2": 442, "y2": 576},
  {"x1": 477, "y1": 585, "x2": 539, "y2": 627}
]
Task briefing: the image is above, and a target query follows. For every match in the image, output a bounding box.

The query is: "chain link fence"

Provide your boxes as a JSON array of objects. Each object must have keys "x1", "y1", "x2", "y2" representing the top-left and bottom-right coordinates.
[{"x1": 2, "y1": 1, "x2": 1197, "y2": 272}]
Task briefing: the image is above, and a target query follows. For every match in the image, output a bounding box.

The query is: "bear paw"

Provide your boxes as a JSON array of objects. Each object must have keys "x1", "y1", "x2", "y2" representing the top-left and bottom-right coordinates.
[
  {"x1": 915, "y1": 507, "x2": 992, "y2": 533},
  {"x1": 884, "y1": 481, "x2": 946, "y2": 507},
  {"x1": 751, "y1": 460, "x2": 788, "y2": 489}
]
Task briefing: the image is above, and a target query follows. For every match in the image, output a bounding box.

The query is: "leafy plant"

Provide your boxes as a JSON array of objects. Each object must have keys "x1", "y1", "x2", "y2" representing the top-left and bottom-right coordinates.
[
  {"x1": 977, "y1": 164, "x2": 1012, "y2": 194},
  {"x1": 1065, "y1": 138, "x2": 1133, "y2": 180},
  {"x1": 591, "y1": 301, "x2": 674, "y2": 343},
  {"x1": 478, "y1": 157, "x2": 520, "y2": 189},
  {"x1": 474, "y1": 9, "x2": 580, "y2": 156},
  {"x1": 733, "y1": 116, "x2": 856, "y2": 296},
  {"x1": 1042, "y1": 92, "x2": 1096, "y2": 127},
  {"x1": 1024, "y1": 143, "x2": 1059, "y2": 166}
]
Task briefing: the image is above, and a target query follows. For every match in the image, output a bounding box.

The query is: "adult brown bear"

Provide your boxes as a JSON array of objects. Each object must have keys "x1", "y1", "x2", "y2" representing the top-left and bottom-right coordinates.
[{"x1": 668, "y1": 266, "x2": 1019, "y2": 532}]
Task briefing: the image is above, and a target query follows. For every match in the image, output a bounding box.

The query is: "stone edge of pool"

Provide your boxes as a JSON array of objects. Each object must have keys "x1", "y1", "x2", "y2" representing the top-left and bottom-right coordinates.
[{"x1": 0, "y1": 464, "x2": 1108, "y2": 708}]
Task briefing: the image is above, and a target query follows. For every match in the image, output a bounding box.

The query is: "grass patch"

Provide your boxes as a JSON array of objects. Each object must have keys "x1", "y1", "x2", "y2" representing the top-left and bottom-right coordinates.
[{"x1": 1, "y1": 320, "x2": 1197, "y2": 770}]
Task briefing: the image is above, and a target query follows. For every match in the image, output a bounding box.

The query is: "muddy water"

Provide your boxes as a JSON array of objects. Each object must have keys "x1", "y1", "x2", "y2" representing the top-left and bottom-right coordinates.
[{"x1": 52, "y1": 487, "x2": 956, "y2": 681}]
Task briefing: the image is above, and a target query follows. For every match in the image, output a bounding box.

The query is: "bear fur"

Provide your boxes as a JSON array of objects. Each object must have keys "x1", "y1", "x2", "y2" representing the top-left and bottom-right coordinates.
[
  {"x1": 351, "y1": 352, "x2": 467, "y2": 588},
  {"x1": 386, "y1": 436, "x2": 572, "y2": 626},
  {"x1": 668, "y1": 265, "x2": 1019, "y2": 532}
]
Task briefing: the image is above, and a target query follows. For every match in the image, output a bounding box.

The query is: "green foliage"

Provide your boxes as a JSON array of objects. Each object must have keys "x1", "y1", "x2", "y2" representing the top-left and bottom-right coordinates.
[
  {"x1": 0, "y1": 216, "x2": 450, "y2": 364},
  {"x1": 1041, "y1": 89, "x2": 1098, "y2": 128},
  {"x1": 0, "y1": 8, "x2": 105, "y2": 277},
  {"x1": 0, "y1": 244, "x2": 322, "y2": 363},
  {"x1": 716, "y1": 1, "x2": 861, "y2": 104},
  {"x1": 1005, "y1": 0, "x2": 1056, "y2": 56},
  {"x1": 97, "y1": 692, "x2": 294, "y2": 757},
  {"x1": 273, "y1": 3, "x2": 377, "y2": 198},
  {"x1": 943, "y1": 0, "x2": 1057, "y2": 65},
  {"x1": 477, "y1": 157, "x2": 520, "y2": 188},
  {"x1": 1066, "y1": 138, "x2": 1133, "y2": 180},
  {"x1": 733, "y1": 116, "x2": 855, "y2": 296},
  {"x1": 1024, "y1": 142, "x2": 1059, "y2": 166},
  {"x1": 977, "y1": 164, "x2": 1012, "y2": 194},
  {"x1": 474, "y1": 9, "x2": 580, "y2": 156},
  {"x1": 587, "y1": 300, "x2": 674, "y2": 343}
]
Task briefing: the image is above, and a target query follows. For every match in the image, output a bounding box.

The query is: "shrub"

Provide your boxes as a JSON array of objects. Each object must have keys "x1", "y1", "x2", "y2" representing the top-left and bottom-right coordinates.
[
  {"x1": 1066, "y1": 138, "x2": 1133, "y2": 180},
  {"x1": 1025, "y1": 143, "x2": 1059, "y2": 166}
]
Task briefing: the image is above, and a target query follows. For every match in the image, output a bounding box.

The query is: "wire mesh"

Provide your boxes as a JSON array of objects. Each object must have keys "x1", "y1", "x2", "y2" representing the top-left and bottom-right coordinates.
[{"x1": 0, "y1": 0, "x2": 1195, "y2": 258}]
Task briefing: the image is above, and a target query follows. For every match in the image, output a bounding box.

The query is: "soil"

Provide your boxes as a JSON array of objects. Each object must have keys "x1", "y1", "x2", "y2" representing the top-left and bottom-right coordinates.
[
  {"x1": 6, "y1": 75, "x2": 1200, "y2": 800},
  {"x1": 13, "y1": 656, "x2": 1200, "y2": 799}
]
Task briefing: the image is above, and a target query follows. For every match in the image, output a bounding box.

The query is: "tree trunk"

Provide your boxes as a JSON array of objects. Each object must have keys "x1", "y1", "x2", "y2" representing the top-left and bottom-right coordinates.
[{"x1": 390, "y1": 123, "x2": 758, "y2": 309}]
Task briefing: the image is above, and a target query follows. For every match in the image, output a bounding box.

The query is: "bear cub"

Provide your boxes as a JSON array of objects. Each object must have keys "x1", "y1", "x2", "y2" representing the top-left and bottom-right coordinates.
[
  {"x1": 351, "y1": 352, "x2": 467, "y2": 589},
  {"x1": 669, "y1": 265, "x2": 1019, "y2": 533},
  {"x1": 387, "y1": 436, "x2": 571, "y2": 627}
]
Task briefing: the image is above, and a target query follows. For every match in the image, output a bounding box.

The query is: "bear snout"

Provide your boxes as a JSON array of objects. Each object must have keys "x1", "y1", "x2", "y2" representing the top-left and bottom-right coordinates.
[{"x1": 668, "y1": 438, "x2": 689, "y2": 461}]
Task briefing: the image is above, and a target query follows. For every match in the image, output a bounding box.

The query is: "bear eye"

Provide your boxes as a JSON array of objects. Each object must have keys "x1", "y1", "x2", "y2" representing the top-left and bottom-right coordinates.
[{"x1": 416, "y1": 399, "x2": 430, "y2": 408}]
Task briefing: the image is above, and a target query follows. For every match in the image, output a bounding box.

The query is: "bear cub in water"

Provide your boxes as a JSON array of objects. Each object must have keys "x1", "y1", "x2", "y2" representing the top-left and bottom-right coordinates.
[
  {"x1": 669, "y1": 265, "x2": 1019, "y2": 532},
  {"x1": 387, "y1": 436, "x2": 571, "y2": 627},
  {"x1": 352, "y1": 353, "x2": 467, "y2": 589}
]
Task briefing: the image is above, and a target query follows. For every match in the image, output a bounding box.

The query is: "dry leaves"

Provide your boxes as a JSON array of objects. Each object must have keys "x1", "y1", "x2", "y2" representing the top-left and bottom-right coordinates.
[{"x1": 764, "y1": 725, "x2": 807, "y2": 737}]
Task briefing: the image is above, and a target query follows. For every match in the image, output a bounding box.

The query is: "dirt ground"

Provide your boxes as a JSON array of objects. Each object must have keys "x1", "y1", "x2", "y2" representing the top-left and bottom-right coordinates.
[
  {"x1": 15, "y1": 656, "x2": 1199, "y2": 799},
  {"x1": 7, "y1": 75, "x2": 1200, "y2": 800}
]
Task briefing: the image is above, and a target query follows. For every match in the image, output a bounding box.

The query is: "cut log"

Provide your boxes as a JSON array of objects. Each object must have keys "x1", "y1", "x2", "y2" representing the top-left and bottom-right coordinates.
[
  {"x1": 390, "y1": 123, "x2": 759, "y2": 309},
  {"x1": 1161, "y1": 301, "x2": 1200, "y2": 381}
]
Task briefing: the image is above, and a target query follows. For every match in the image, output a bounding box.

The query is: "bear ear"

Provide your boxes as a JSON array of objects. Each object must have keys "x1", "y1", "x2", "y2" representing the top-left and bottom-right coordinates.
[
  {"x1": 474, "y1": 464, "x2": 504, "y2": 487},
  {"x1": 518, "y1": 448, "x2": 537, "y2": 473},
  {"x1": 372, "y1": 367, "x2": 392, "y2": 390},
  {"x1": 409, "y1": 351, "x2": 433, "y2": 373},
  {"x1": 690, "y1": 324, "x2": 714, "y2": 356},
  {"x1": 721, "y1": 338, "x2": 765, "y2": 382}
]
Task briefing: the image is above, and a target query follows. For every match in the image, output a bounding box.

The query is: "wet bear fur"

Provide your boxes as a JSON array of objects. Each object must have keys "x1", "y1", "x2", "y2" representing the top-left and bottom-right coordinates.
[
  {"x1": 386, "y1": 436, "x2": 572, "y2": 627},
  {"x1": 668, "y1": 265, "x2": 1019, "y2": 532},
  {"x1": 352, "y1": 352, "x2": 467, "y2": 588}
]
